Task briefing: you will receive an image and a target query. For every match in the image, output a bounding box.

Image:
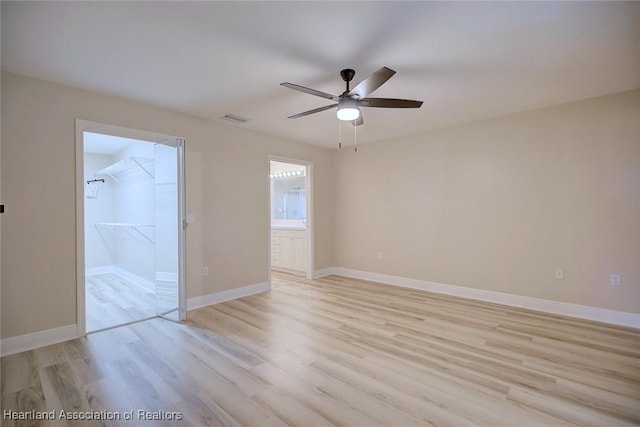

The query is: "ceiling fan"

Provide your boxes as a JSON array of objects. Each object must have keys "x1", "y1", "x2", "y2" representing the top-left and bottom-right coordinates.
[{"x1": 281, "y1": 66, "x2": 423, "y2": 126}]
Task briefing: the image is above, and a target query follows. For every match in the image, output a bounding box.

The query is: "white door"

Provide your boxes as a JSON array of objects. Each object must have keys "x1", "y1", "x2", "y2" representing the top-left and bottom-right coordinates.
[{"x1": 154, "y1": 139, "x2": 186, "y2": 321}]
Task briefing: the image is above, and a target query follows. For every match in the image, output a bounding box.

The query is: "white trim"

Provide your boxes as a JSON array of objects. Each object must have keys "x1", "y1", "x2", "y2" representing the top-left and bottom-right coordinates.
[
  {"x1": 268, "y1": 156, "x2": 314, "y2": 281},
  {"x1": 85, "y1": 266, "x2": 114, "y2": 276},
  {"x1": 329, "y1": 267, "x2": 640, "y2": 329},
  {"x1": 156, "y1": 271, "x2": 178, "y2": 282},
  {"x1": 76, "y1": 119, "x2": 187, "y2": 335},
  {"x1": 0, "y1": 325, "x2": 78, "y2": 357},
  {"x1": 112, "y1": 267, "x2": 156, "y2": 292},
  {"x1": 313, "y1": 267, "x2": 337, "y2": 279},
  {"x1": 75, "y1": 120, "x2": 87, "y2": 336},
  {"x1": 306, "y1": 161, "x2": 315, "y2": 280},
  {"x1": 85, "y1": 265, "x2": 156, "y2": 292},
  {"x1": 187, "y1": 282, "x2": 270, "y2": 311},
  {"x1": 176, "y1": 138, "x2": 187, "y2": 322}
]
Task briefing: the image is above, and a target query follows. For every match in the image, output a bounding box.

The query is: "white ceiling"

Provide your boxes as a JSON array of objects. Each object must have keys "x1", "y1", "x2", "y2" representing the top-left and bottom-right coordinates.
[
  {"x1": 2, "y1": 2, "x2": 639, "y2": 148},
  {"x1": 84, "y1": 132, "x2": 142, "y2": 155}
]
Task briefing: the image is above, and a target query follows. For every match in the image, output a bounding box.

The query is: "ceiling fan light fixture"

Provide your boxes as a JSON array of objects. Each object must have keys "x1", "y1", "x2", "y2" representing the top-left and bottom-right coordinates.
[
  {"x1": 282, "y1": 66, "x2": 422, "y2": 126},
  {"x1": 336, "y1": 106, "x2": 360, "y2": 121},
  {"x1": 336, "y1": 98, "x2": 360, "y2": 121}
]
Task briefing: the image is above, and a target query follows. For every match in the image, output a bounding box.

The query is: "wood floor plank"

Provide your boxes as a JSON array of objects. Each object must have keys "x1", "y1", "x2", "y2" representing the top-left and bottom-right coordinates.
[
  {"x1": 39, "y1": 361, "x2": 98, "y2": 426},
  {"x1": 2, "y1": 271, "x2": 639, "y2": 426},
  {"x1": 86, "y1": 273, "x2": 156, "y2": 333},
  {"x1": 174, "y1": 395, "x2": 240, "y2": 427},
  {"x1": 507, "y1": 386, "x2": 639, "y2": 427},
  {"x1": 1, "y1": 388, "x2": 49, "y2": 427},
  {"x1": 1, "y1": 351, "x2": 42, "y2": 396}
]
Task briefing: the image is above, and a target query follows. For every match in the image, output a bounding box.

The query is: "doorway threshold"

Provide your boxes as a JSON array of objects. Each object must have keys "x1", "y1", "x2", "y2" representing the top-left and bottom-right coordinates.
[{"x1": 86, "y1": 315, "x2": 160, "y2": 335}]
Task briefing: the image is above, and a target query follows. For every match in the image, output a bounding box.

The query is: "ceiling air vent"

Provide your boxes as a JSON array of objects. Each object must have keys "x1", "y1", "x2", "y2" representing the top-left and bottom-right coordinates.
[{"x1": 222, "y1": 114, "x2": 250, "y2": 124}]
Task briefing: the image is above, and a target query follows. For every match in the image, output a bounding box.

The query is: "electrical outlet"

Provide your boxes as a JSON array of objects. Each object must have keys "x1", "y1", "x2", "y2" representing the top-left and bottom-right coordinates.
[
  {"x1": 187, "y1": 213, "x2": 195, "y2": 224},
  {"x1": 378, "y1": 251, "x2": 384, "y2": 260},
  {"x1": 202, "y1": 267, "x2": 209, "y2": 276},
  {"x1": 554, "y1": 268, "x2": 564, "y2": 280},
  {"x1": 610, "y1": 274, "x2": 621, "y2": 286}
]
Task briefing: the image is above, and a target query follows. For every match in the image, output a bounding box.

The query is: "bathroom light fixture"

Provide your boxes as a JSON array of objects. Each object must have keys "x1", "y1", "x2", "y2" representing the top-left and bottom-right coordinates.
[{"x1": 270, "y1": 170, "x2": 306, "y2": 179}]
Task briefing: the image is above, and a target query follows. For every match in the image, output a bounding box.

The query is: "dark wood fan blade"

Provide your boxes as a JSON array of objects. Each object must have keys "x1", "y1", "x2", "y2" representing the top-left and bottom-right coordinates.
[
  {"x1": 359, "y1": 98, "x2": 423, "y2": 108},
  {"x1": 281, "y1": 83, "x2": 338, "y2": 101},
  {"x1": 288, "y1": 104, "x2": 337, "y2": 119},
  {"x1": 347, "y1": 67, "x2": 396, "y2": 99}
]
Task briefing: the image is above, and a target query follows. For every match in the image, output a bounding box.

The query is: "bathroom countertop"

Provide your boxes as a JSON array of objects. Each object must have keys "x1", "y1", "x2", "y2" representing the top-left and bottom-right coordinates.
[{"x1": 271, "y1": 226, "x2": 307, "y2": 231}]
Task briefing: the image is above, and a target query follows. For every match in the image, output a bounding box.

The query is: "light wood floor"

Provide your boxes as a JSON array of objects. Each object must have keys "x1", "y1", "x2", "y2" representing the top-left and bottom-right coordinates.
[
  {"x1": 86, "y1": 273, "x2": 156, "y2": 332},
  {"x1": 3, "y1": 272, "x2": 640, "y2": 426}
]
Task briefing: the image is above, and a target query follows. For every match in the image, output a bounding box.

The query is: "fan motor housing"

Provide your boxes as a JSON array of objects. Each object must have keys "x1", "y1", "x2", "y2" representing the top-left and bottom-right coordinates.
[{"x1": 340, "y1": 69, "x2": 356, "y2": 83}]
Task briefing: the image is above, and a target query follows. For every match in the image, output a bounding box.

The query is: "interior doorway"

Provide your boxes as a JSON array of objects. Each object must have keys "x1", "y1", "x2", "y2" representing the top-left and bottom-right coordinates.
[
  {"x1": 269, "y1": 157, "x2": 313, "y2": 281},
  {"x1": 76, "y1": 120, "x2": 186, "y2": 335}
]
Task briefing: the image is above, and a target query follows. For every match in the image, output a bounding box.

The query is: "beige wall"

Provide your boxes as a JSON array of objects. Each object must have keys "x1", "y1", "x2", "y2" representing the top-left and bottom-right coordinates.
[
  {"x1": 335, "y1": 89, "x2": 640, "y2": 314},
  {"x1": 2, "y1": 70, "x2": 638, "y2": 341},
  {"x1": 0, "y1": 72, "x2": 335, "y2": 339}
]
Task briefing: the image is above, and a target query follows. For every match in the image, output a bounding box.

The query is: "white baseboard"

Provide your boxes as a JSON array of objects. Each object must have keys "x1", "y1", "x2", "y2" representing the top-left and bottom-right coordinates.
[
  {"x1": 0, "y1": 324, "x2": 78, "y2": 357},
  {"x1": 156, "y1": 271, "x2": 177, "y2": 283},
  {"x1": 1, "y1": 280, "x2": 269, "y2": 356},
  {"x1": 187, "y1": 281, "x2": 270, "y2": 311},
  {"x1": 112, "y1": 266, "x2": 156, "y2": 292},
  {"x1": 5, "y1": 270, "x2": 634, "y2": 357},
  {"x1": 85, "y1": 265, "x2": 113, "y2": 276},
  {"x1": 313, "y1": 267, "x2": 336, "y2": 279},
  {"x1": 327, "y1": 267, "x2": 640, "y2": 329},
  {"x1": 86, "y1": 265, "x2": 156, "y2": 292}
]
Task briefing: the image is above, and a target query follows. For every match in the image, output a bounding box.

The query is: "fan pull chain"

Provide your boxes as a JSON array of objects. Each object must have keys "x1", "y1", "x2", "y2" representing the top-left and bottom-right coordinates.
[
  {"x1": 338, "y1": 120, "x2": 342, "y2": 149},
  {"x1": 354, "y1": 119, "x2": 358, "y2": 152}
]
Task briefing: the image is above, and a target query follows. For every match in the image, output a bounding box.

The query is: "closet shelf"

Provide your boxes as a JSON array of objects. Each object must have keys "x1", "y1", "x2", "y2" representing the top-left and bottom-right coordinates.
[
  {"x1": 94, "y1": 156, "x2": 154, "y2": 184},
  {"x1": 95, "y1": 223, "x2": 154, "y2": 228},
  {"x1": 95, "y1": 223, "x2": 155, "y2": 244}
]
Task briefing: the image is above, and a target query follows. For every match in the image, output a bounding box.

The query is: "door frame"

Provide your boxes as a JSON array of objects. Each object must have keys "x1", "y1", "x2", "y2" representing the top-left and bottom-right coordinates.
[
  {"x1": 75, "y1": 119, "x2": 186, "y2": 336},
  {"x1": 267, "y1": 155, "x2": 314, "y2": 282}
]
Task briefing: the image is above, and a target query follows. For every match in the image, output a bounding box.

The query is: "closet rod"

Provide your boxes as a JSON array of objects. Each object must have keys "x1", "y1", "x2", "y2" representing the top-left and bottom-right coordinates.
[{"x1": 86, "y1": 178, "x2": 105, "y2": 184}]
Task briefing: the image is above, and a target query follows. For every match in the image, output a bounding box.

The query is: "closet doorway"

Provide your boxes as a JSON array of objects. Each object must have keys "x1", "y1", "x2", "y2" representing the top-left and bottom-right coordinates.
[
  {"x1": 269, "y1": 157, "x2": 313, "y2": 281},
  {"x1": 76, "y1": 120, "x2": 186, "y2": 334}
]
